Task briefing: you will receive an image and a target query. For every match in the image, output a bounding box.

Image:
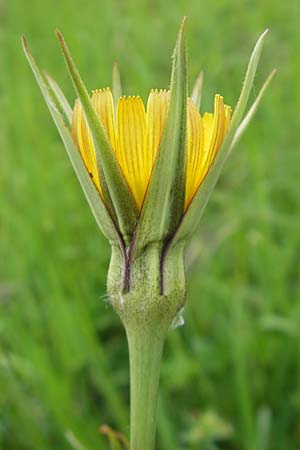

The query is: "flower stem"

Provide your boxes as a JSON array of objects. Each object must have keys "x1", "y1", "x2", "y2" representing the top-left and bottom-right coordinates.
[{"x1": 126, "y1": 324, "x2": 167, "y2": 450}]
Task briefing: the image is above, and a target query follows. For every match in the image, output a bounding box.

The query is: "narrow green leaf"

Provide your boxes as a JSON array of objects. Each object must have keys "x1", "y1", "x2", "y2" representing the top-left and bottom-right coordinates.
[
  {"x1": 44, "y1": 72, "x2": 73, "y2": 125},
  {"x1": 112, "y1": 60, "x2": 122, "y2": 112},
  {"x1": 132, "y1": 17, "x2": 188, "y2": 257},
  {"x1": 191, "y1": 70, "x2": 203, "y2": 110},
  {"x1": 22, "y1": 36, "x2": 122, "y2": 246},
  {"x1": 171, "y1": 29, "x2": 270, "y2": 246},
  {"x1": 56, "y1": 31, "x2": 139, "y2": 242}
]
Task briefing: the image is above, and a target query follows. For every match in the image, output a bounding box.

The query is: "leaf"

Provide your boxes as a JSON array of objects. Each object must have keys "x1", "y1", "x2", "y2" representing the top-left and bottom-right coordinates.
[
  {"x1": 171, "y1": 29, "x2": 270, "y2": 246},
  {"x1": 56, "y1": 31, "x2": 139, "y2": 243},
  {"x1": 22, "y1": 36, "x2": 123, "y2": 246},
  {"x1": 132, "y1": 17, "x2": 188, "y2": 257},
  {"x1": 191, "y1": 70, "x2": 203, "y2": 110}
]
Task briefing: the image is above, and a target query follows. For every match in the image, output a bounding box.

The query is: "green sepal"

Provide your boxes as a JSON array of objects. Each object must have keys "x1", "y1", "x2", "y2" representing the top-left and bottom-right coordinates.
[
  {"x1": 112, "y1": 60, "x2": 122, "y2": 113},
  {"x1": 230, "y1": 29, "x2": 269, "y2": 131},
  {"x1": 191, "y1": 70, "x2": 203, "y2": 110},
  {"x1": 56, "y1": 31, "x2": 139, "y2": 243},
  {"x1": 44, "y1": 72, "x2": 73, "y2": 125},
  {"x1": 171, "y1": 29, "x2": 270, "y2": 246},
  {"x1": 22, "y1": 36, "x2": 123, "y2": 246},
  {"x1": 231, "y1": 69, "x2": 276, "y2": 148},
  {"x1": 131, "y1": 17, "x2": 188, "y2": 258}
]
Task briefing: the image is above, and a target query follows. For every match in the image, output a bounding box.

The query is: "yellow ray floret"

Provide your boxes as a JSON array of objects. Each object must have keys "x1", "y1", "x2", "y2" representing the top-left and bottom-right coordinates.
[{"x1": 72, "y1": 88, "x2": 231, "y2": 210}]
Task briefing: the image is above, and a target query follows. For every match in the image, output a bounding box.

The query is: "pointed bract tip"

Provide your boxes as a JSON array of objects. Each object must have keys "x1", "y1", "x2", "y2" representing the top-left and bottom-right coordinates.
[
  {"x1": 181, "y1": 16, "x2": 188, "y2": 28},
  {"x1": 265, "y1": 68, "x2": 277, "y2": 84},
  {"x1": 196, "y1": 69, "x2": 204, "y2": 80},
  {"x1": 55, "y1": 29, "x2": 64, "y2": 44},
  {"x1": 179, "y1": 16, "x2": 188, "y2": 36},
  {"x1": 43, "y1": 70, "x2": 55, "y2": 85},
  {"x1": 271, "y1": 67, "x2": 277, "y2": 76},
  {"x1": 259, "y1": 28, "x2": 269, "y2": 41},
  {"x1": 250, "y1": 29, "x2": 269, "y2": 57},
  {"x1": 172, "y1": 16, "x2": 187, "y2": 59},
  {"x1": 21, "y1": 35, "x2": 28, "y2": 50},
  {"x1": 113, "y1": 59, "x2": 120, "y2": 75}
]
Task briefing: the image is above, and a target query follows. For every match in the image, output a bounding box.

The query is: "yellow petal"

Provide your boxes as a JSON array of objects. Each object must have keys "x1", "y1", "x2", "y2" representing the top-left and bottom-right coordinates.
[
  {"x1": 200, "y1": 95, "x2": 225, "y2": 178},
  {"x1": 185, "y1": 98, "x2": 204, "y2": 206},
  {"x1": 184, "y1": 95, "x2": 231, "y2": 208},
  {"x1": 224, "y1": 104, "x2": 232, "y2": 132},
  {"x1": 72, "y1": 87, "x2": 231, "y2": 213},
  {"x1": 116, "y1": 96, "x2": 147, "y2": 208},
  {"x1": 146, "y1": 89, "x2": 170, "y2": 174},
  {"x1": 92, "y1": 88, "x2": 117, "y2": 151},
  {"x1": 72, "y1": 99, "x2": 101, "y2": 192},
  {"x1": 203, "y1": 95, "x2": 225, "y2": 168}
]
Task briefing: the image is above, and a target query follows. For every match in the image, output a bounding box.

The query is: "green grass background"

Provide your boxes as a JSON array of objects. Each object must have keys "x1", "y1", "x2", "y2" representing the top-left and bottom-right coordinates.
[{"x1": 1, "y1": 0, "x2": 300, "y2": 449}]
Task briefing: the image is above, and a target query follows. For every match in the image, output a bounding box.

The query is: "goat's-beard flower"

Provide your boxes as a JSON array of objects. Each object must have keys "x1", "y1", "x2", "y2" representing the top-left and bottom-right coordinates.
[{"x1": 23, "y1": 18, "x2": 273, "y2": 450}]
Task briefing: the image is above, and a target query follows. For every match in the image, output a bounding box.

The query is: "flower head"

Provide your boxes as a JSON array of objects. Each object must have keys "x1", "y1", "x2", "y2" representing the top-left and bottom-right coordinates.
[
  {"x1": 23, "y1": 18, "x2": 273, "y2": 297},
  {"x1": 72, "y1": 89, "x2": 231, "y2": 210}
]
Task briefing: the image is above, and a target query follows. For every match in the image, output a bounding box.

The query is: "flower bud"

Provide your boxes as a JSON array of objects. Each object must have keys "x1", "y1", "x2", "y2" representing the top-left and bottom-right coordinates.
[{"x1": 23, "y1": 20, "x2": 273, "y2": 326}]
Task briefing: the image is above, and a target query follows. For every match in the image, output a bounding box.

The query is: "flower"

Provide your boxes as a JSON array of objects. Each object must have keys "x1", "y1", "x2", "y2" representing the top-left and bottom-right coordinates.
[
  {"x1": 72, "y1": 89, "x2": 231, "y2": 210},
  {"x1": 22, "y1": 18, "x2": 273, "y2": 300},
  {"x1": 23, "y1": 20, "x2": 273, "y2": 450}
]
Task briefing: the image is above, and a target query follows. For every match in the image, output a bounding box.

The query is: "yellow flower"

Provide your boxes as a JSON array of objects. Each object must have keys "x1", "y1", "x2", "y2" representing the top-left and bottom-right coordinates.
[{"x1": 72, "y1": 88, "x2": 231, "y2": 211}]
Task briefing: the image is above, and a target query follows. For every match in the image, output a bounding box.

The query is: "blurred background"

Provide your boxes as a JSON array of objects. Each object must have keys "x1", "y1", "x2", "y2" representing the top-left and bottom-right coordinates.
[{"x1": 1, "y1": 0, "x2": 300, "y2": 449}]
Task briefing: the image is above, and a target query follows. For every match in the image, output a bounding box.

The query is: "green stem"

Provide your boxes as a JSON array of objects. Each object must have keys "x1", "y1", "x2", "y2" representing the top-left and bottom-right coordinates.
[{"x1": 126, "y1": 325, "x2": 167, "y2": 450}]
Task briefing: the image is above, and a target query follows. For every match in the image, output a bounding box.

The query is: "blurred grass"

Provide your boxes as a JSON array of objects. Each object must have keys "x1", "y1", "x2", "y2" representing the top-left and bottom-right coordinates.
[{"x1": 0, "y1": 0, "x2": 300, "y2": 449}]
